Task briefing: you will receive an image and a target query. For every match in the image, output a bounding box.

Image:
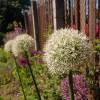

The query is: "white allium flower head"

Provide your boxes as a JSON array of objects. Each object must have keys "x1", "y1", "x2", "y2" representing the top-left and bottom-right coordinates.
[
  {"x1": 43, "y1": 28, "x2": 93, "y2": 75},
  {"x1": 12, "y1": 34, "x2": 34, "y2": 57},
  {"x1": 4, "y1": 40, "x2": 13, "y2": 52}
]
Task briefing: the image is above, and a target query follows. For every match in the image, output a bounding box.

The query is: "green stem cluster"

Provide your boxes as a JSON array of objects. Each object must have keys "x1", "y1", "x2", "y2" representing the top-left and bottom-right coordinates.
[
  {"x1": 13, "y1": 56, "x2": 27, "y2": 100},
  {"x1": 25, "y1": 52, "x2": 42, "y2": 100}
]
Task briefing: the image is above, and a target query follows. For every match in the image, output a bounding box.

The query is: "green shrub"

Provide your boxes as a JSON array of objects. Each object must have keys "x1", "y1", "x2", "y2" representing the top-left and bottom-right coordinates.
[
  {"x1": 0, "y1": 48, "x2": 13, "y2": 85},
  {"x1": 0, "y1": 48, "x2": 10, "y2": 63},
  {"x1": 12, "y1": 53, "x2": 61, "y2": 100},
  {"x1": 0, "y1": 96, "x2": 4, "y2": 100}
]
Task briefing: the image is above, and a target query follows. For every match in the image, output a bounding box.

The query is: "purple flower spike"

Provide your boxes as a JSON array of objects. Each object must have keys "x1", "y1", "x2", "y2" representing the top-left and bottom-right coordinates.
[
  {"x1": 61, "y1": 75, "x2": 88, "y2": 100},
  {"x1": 61, "y1": 79, "x2": 70, "y2": 100}
]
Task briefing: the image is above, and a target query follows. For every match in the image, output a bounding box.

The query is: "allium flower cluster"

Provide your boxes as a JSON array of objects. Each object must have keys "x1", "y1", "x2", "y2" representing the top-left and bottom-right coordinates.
[
  {"x1": 4, "y1": 40, "x2": 13, "y2": 52},
  {"x1": 43, "y1": 28, "x2": 93, "y2": 75},
  {"x1": 12, "y1": 34, "x2": 34, "y2": 56},
  {"x1": 61, "y1": 75, "x2": 88, "y2": 100}
]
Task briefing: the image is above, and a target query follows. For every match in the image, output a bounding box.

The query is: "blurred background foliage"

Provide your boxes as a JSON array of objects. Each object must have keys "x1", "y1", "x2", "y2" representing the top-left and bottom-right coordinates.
[
  {"x1": 0, "y1": 0, "x2": 31, "y2": 32},
  {"x1": 0, "y1": 0, "x2": 31, "y2": 45}
]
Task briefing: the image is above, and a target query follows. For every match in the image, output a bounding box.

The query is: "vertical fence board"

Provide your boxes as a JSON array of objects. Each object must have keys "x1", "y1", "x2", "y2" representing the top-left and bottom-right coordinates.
[
  {"x1": 80, "y1": 0, "x2": 86, "y2": 33},
  {"x1": 48, "y1": 0, "x2": 53, "y2": 26},
  {"x1": 37, "y1": 0, "x2": 47, "y2": 49},
  {"x1": 68, "y1": 0, "x2": 71, "y2": 26},
  {"x1": 56, "y1": 0, "x2": 65, "y2": 29},
  {"x1": 64, "y1": 0, "x2": 67, "y2": 27},
  {"x1": 75, "y1": 0, "x2": 80, "y2": 30},
  {"x1": 32, "y1": 1, "x2": 40, "y2": 50},
  {"x1": 89, "y1": 0, "x2": 96, "y2": 40},
  {"x1": 25, "y1": 10, "x2": 34, "y2": 36},
  {"x1": 98, "y1": 0, "x2": 100, "y2": 39},
  {"x1": 53, "y1": 0, "x2": 57, "y2": 31},
  {"x1": 98, "y1": 0, "x2": 100, "y2": 66},
  {"x1": 70, "y1": 0, "x2": 73, "y2": 26},
  {"x1": 89, "y1": 0, "x2": 96, "y2": 67}
]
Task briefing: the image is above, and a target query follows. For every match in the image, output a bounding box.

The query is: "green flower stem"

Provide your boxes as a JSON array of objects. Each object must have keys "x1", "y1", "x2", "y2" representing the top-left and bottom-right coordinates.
[
  {"x1": 13, "y1": 56, "x2": 27, "y2": 100},
  {"x1": 25, "y1": 52, "x2": 42, "y2": 100},
  {"x1": 69, "y1": 70, "x2": 74, "y2": 100}
]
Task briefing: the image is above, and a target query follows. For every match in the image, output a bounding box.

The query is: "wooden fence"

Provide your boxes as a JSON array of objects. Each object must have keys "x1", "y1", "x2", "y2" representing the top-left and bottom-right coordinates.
[
  {"x1": 25, "y1": 0, "x2": 100, "y2": 66},
  {"x1": 23, "y1": 0, "x2": 100, "y2": 97}
]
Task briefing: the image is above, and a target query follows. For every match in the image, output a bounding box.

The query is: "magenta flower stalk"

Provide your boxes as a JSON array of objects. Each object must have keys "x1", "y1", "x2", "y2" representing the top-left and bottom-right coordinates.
[
  {"x1": 61, "y1": 74, "x2": 88, "y2": 100},
  {"x1": 61, "y1": 78, "x2": 70, "y2": 100}
]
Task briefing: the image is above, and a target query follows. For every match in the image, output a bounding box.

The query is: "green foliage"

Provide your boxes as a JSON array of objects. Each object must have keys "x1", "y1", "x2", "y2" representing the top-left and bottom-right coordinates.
[
  {"x1": 0, "y1": 0, "x2": 30, "y2": 32},
  {"x1": 95, "y1": 39, "x2": 100, "y2": 54},
  {"x1": 12, "y1": 54, "x2": 61, "y2": 100},
  {"x1": 0, "y1": 48, "x2": 13, "y2": 85},
  {"x1": 0, "y1": 47, "x2": 61, "y2": 99},
  {"x1": 0, "y1": 48, "x2": 10, "y2": 63},
  {"x1": 0, "y1": 96, "x2": 4, "y2": 100}
]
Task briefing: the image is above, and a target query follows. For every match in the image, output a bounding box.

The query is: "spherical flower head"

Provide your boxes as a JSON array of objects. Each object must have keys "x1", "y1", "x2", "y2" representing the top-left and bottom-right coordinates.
[
  {"x1": 12, "y1": 34, "x2": 34, "y2": 57},
  {"x1": 43, "y1": 28, "x2": 93, "y2": 75},
  {"x1": 4, "y1": 40, "x2": 13, "y2": 52}
]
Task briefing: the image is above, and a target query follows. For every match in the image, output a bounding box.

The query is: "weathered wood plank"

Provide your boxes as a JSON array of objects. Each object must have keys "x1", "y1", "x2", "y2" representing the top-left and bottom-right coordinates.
[
  {"x1": 53, "y1": 0, "x2": 57, "y2": 31},
  {"x1": 89, "y1": 0, "x2": 96, "y2": 40},
  {"x1": 37, "y1": 0, "x2": 47, "y2": 49},
  {"x1": 80, "y1": 0, "x2": 86, "y2": 33},
  {"x1": 64, "y1": 0, "x2": 67, "y2": 27},
  {"x1": 32, "y1": 1, "x2": 40, "y2": 50},
  {"x1": 70, "y1": 0, "x2": 73, "y2": 27},
  {"x1": 89, "y1": 0, "x2": 96, "y2": 67},
  {"x1": 75, "y1": 0, "x2": 80, "y2": 30},
  {"x1": 56, "y1": 0, "x2": 65, "y2": 29}
]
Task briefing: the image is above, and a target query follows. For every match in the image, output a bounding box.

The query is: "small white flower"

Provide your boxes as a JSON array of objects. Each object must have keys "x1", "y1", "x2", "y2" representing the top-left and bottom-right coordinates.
[
  {"x1": 4, "y1": 40, "x2": 13, "y2": 52},
  {"x1": 43, "y1": 28, "x2": 93, "y2": 75},
  {"x1": 12, "y1": 34, "x2": 34, "y2": 56}
]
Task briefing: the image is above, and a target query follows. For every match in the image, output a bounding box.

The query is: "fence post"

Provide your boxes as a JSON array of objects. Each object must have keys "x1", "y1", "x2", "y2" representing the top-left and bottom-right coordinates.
[
  {"x1": 89, "y1": 0, "x2": 96, "y2": 41},
  {"x1": 32, "y1": 1, "x2": 40, "y2": 50},
  {"x1": 53, "y1": 0, "x2": 57, "y2": 31},
  {"x1": 70, "y1": 0, "x2": 73, "y2": 27},
  {"x1": 89, "y1": 0, "x2": 96, "y2": 67},
  {"x1": 31, "y1": 0, "x2": 38, "y2": 50},
  {"x1": 55, "y1": 0, "x2": 65, "y2": 29},
  {"x1": 80, "y1": 0, "x2": 85, "y2": 33},
  {"x1": 98, "y1": 0, "x2": 100, "y2": 86},
  {"x1": 98, "y1": 0, "x2": 100, "y2": 67},
  {"x1": 75, "y1": 0, "x2": 80, "y2": 30},
  {"x1": 48, "y1": 0, "x2": 53, "y2": 26},
  {"x1": 37, "y1": 0, "x2": 47, "y2": 49},
  {"x1": 64, "y1": 0, "x2": 67, "y2": 27}
]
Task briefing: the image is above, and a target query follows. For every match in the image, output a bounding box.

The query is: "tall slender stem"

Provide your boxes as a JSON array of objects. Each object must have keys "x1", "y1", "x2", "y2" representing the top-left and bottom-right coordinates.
[
  {"x1": 25, "y1": 52, "x2": 41, "y2": 100},
  {"x1": 69, "y1": 70, "x2": 74, "y2": 100},
  {"x1": 13, "y1": 56, "x2": 27, "y2": 100}
]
